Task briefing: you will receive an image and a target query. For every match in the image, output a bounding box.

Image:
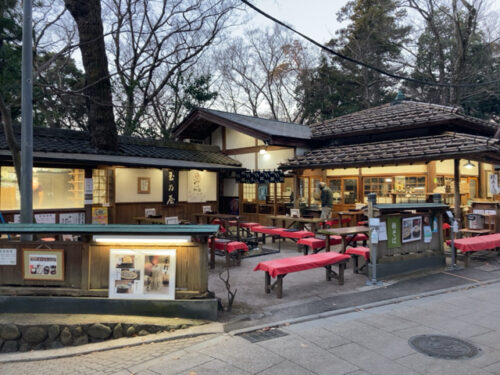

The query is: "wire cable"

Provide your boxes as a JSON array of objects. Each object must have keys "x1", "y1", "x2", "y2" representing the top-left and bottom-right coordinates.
[{"x1": 241, "y1": 0, "x2": 500, "y2": 88}]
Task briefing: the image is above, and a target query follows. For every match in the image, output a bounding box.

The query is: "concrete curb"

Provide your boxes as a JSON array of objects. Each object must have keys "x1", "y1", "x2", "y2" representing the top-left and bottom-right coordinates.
[
  {"x1": 0, "y1": 322, "x2": 224, "y2": 363},
  {"x1": 227, "y1": 276, "x2": 500, "y2": 336}
]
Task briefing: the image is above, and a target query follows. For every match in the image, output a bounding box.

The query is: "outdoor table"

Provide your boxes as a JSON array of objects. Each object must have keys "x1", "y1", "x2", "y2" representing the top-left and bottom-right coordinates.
[
  {"x1": 269, "y1": 215, "x2": 326, "y2": 233},
  {"x1": 193, "y1": 213, "x2": 243, "y2": 241},
  {"x1": 318, "y1": 225, "x2": 370, "y2": 253},
  {"x1": 336, "y1": 210, "x2": 365, "y2": 227}
]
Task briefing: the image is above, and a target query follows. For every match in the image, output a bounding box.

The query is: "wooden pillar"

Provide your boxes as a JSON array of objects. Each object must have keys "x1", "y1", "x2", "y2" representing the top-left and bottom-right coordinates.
[
  {"x1": 427, "y1": 161, "x2": 437, "y2": 194},
  {"x1": 453, "y1": 159, "x2": 461, "y2": 224},
  {"x1": 478, "y1": 162, "x2": 486, "y2": 198},
  {"x1": 273, "y1": 182, "x2": 277, "y2": 215},
  {"x1": 293, "y1": 173, "x2": 299, "y2": 209},
  {"x1": 84, "y1": 168, "x2": 93, "y2": 224}
]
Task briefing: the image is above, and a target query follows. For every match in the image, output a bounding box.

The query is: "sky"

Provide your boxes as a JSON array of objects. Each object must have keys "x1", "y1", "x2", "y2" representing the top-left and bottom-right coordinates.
[
  {"x1": 250, "y1": 0, "x2": 347, "y2": 44},
  {"x1": 248, "y1": 0, "x2": 500, "y2": 45}
]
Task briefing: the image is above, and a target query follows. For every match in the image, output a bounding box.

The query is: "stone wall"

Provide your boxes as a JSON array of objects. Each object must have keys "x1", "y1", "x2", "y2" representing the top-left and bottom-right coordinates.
[{"x1": 0, "y1": 322, "x2": 192, "y2": 353}]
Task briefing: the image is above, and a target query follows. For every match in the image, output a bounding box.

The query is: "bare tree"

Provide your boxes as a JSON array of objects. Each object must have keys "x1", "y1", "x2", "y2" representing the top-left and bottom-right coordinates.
[
  {"x1": 63, "y1": 0, "x2": 118, "y2": 150},
  {"x1": 105, "y1": 0, "x2": 238, "y2": 137},
  {"x1": 215, "y1": 25, "x2": 312, "y2": 123}
]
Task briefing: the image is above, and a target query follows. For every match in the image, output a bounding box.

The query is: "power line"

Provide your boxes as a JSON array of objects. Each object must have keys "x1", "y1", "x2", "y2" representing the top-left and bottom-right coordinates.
[{"x1": 241, "y1": 0, "x2": 500, "y2": 89}]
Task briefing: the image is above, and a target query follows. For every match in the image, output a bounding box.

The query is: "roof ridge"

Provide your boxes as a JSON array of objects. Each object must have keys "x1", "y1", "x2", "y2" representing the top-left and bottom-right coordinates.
[{"x1": 200, "y1": 108, "x2": 309, "y2": 127}]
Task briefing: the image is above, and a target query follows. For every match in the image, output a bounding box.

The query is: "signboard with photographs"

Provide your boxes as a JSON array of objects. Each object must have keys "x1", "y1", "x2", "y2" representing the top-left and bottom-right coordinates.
[
  {"x1": 23, "y1": 249, "x2": 64, "y2": 281},
  {"x1": 109, "y1": 249, "x2": 176, "y2": 300},
  {"x1": 402, "y1": 216, "x2": 422, "y2": 243}
]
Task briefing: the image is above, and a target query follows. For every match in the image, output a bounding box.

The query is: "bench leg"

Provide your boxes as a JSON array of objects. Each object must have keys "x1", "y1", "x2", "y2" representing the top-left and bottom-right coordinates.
[
  {"x1": 265, "y1": 272, "x2": 271, "y2": 294},
  {"x1": 225, "y1": 250, "x2": 230, "y2": 267},
  {"x1": 339, "y1": 263, "x2": 345, "y2": 285},
  {"x1": 276, "y1": 275, "x2": 284, "y2": 298},
  {"x1": 326, "y1": 265, "x2": 332, "y2": 281},
  {"x1": 464, "y1": 252, "x2": 470, "y2": 267},
  {"x1": 352, "y1": 255, "x2": 359, "y2": 273}
]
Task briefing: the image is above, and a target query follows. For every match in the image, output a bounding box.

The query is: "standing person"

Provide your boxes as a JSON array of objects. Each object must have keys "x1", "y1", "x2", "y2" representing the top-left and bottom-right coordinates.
[{"x1": 319, "y1": 182, "x2": 333, "y2": 219}]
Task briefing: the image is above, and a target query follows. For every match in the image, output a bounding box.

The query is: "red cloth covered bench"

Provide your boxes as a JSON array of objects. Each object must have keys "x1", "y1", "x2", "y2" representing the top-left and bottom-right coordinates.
[
  {"x1": 345, "y1": 246, "x2": 370, "y2": 274},
  {"x1": 450, "y1": 233, "x2": 500, "y2": 266},
  {"x1": 254, "y1": 252, "x2": 351, "y2": 298},
  {"x1": 346, "y1": 233, "x2": 368, "y2": 246},
  {"x1": 297, "y1": 236, "x2": 342, "y2": 255},
  {"x1": 251, "y1": 226, "x2": 287, "y2": 244},
  {"x1": 208, "y1": 238, "x2": 248, "y2": 266}
]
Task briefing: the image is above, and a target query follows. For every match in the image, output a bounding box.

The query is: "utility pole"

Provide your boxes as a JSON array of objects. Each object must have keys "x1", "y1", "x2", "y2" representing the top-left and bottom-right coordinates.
[{"x1": 21, "y1": 0, "x2": 33, "y2": 235}]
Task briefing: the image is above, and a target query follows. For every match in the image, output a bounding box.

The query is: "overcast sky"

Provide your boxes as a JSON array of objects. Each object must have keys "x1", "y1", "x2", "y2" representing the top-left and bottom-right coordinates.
[{"x1": 248, "y1": 0, "x2": 500, "y2": 44}]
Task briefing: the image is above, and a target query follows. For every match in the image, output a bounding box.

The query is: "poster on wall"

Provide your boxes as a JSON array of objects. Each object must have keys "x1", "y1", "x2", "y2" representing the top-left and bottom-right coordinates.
[
  {"x1": 187, "y1": 170, "x2": 205, "y2": 202},
  {"x1": 35, "y1": 213, "x2": 56, "y2": 224},
  {"x1": 0, "y1": 248, "x2": 16, "y2": 265},
  {"x1": 163, "y1": 169, "x2": 178, "y2": 205},
  {"x1": 92, "y1": 207, "x2": 108, "y2": 224},
  {"x1": 488, "y1": 173, "x2": 498, "y2": 196},
  {"x1": 387, "y1": 216, "x2": 401, "y2": 249},
  {"x1": 59, "y1": 212, "x2": 85, "y2": 224},
  {"x1": 109, "y1": 249, "x2": 176, "y2": 300},
  {"x1": 402, "y1": 216, "x2": 422, "y2": 243},
  {"x1": 23, "y1": 249, "x2": 64, "y2": 280}
]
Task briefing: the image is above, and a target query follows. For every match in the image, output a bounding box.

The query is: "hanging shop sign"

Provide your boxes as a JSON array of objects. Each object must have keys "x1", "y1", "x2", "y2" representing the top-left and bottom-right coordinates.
[
  {"x1": 163, "y1": 169, "x2": 179, "y2": 205},
  {"x1": 109, "y1": 249, "x2": 176, "y2": 300}
]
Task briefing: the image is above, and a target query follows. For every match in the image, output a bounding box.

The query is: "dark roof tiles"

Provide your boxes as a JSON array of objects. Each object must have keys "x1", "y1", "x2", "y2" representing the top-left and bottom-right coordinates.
[
  {"x1": 281, "y1": 132, "x2": 500, "y2": 169},
  {"x1": 310, "y1": 101, "x2": 498, "y2": 138},
  {"x1": 0, "y1": 126, "x2": 241, "y2": 167}
]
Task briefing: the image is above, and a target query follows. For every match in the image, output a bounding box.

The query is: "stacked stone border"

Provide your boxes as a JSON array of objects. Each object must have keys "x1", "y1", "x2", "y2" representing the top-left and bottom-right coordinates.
[{"x1": 0, "y1": 322, "x2": 193, "y2": 353}]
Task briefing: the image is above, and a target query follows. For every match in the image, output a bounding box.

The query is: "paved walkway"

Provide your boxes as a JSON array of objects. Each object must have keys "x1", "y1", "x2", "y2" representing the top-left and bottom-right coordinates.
[{"x1": 3, "y1": 281, "x2": 500, "y2": 375}]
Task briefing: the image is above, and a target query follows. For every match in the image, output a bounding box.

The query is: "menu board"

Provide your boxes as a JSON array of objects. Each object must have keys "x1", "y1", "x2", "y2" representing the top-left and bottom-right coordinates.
[
  {"x1": 402, "y1": 216, "x2": 422, "y2": 243},
  {"x1": 109, "y1": 249, "x2": 176, "y2": 300}
]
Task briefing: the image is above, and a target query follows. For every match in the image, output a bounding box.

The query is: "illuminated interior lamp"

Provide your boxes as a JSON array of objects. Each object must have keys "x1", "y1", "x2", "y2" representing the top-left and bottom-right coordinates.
[
  {"x1": 385, "y1": 178, "x2": 393, "y2": 182},
  {"x1": 93, "y1": 235, "x2": 191, "y2": 244},
  {"x1": 464, "y1": 160, "x2": 475, "y2": 169},
  {"x1": 259, "y1": 148, "x2": 267, "y2": 155}
]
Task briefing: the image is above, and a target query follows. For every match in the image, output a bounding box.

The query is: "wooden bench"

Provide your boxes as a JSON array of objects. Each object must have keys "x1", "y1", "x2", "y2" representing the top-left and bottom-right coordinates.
[
  {"x1": 279, "y1": 229, "x2": 314, "y2": 251},
  {"x1": 451, "y1": 233, "x2": 500, "y2": 267},
  {"x1": 253, "y1": 252, "x2": 351, "y2": 298},
  {"x1": 297, "y1": 236, "x2": 342, "y2": 255},
  {"x1": 345, "y1": 246, "x2": 370, "y2": 274},
  {"x1": 251, "y1": 226, "x2": 287, "y2": 244},
  {"x1": 208, "y1": 238, "x2": 248, "y2": 267}
]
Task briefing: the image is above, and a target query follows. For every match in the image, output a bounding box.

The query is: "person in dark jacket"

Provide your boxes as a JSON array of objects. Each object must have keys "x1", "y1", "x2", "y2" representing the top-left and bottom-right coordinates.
[{"x1": 319, "y1": 182, "x2": 333, "y2": 219}]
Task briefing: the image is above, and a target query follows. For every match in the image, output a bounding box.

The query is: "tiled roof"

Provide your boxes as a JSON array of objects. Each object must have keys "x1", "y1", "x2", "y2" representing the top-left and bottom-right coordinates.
[
  {"x1": 281, "y1": 132, "x2": 500, "y2": 169},
  {"x1": 310, "y1": 101, "x2": 499, "y2": 139},
  {"x1": 0, "y1": 126, "x2": 241, "y2": 168},
  {"x1": 201, "y1": 109, "x2": 311, "y2": 139},
  {"x1": 173, "y1": 108, "x2": 311, "y2": 143}
]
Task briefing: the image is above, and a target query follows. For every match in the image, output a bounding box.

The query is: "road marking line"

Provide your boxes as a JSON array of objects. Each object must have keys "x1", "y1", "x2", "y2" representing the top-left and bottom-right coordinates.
[{"x1": 441, "y1": 271, "x2": 480, "y2": 283}]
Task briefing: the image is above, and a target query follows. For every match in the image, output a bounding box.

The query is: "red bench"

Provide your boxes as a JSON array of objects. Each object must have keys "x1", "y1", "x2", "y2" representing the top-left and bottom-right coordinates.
[
  {"x1": 297, "y1": 236, "x2": 342, "y2": 255},
  {"x1": 208, "y1": 238, "x2": 248, "y2": 267},
  {"x1": 345, "y1": 246, "x2": 370, "y2": 274},
  {"x1": 251, "y1": 226, "x2": 287, "y2": 244},
  {"x1": 450, "y1": 233, "x2": 500, "y2": 266},
  {"x1": 253, "y1": 252, "x2": 351, "y2": 298}
]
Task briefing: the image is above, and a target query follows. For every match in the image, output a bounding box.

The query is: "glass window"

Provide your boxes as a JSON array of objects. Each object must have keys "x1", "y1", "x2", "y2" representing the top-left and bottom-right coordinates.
[
  {"x1": 0, "y1": 167, "x2": 84, "y2": 210},
  {"x1": 93, "y1": 169, "x2": 109, "y2": 205},
  {"x1": 329, "y1": 179, "x2": 342, "y2": 204},
  {"x1": 243, "y1": 183, "x2": 256, "y2": 202},
  {"x1": 363, "y1": 177, "x2": 392, "y2": 203},
  {"x1": 343, "y1": 178, "x2": 358, "y2": 204}
]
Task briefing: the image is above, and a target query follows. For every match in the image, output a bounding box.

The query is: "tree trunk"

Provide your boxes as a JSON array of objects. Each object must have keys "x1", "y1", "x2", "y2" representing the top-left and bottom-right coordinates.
[{"x1": 64, "y1": 0, "x2": 117, "y2": 150}]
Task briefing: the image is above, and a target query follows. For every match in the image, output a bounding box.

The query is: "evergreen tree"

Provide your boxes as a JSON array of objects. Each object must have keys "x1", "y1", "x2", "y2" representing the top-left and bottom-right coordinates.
[{"x1": 298, "y1": 0, "x2": 411, "y2": 123}]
